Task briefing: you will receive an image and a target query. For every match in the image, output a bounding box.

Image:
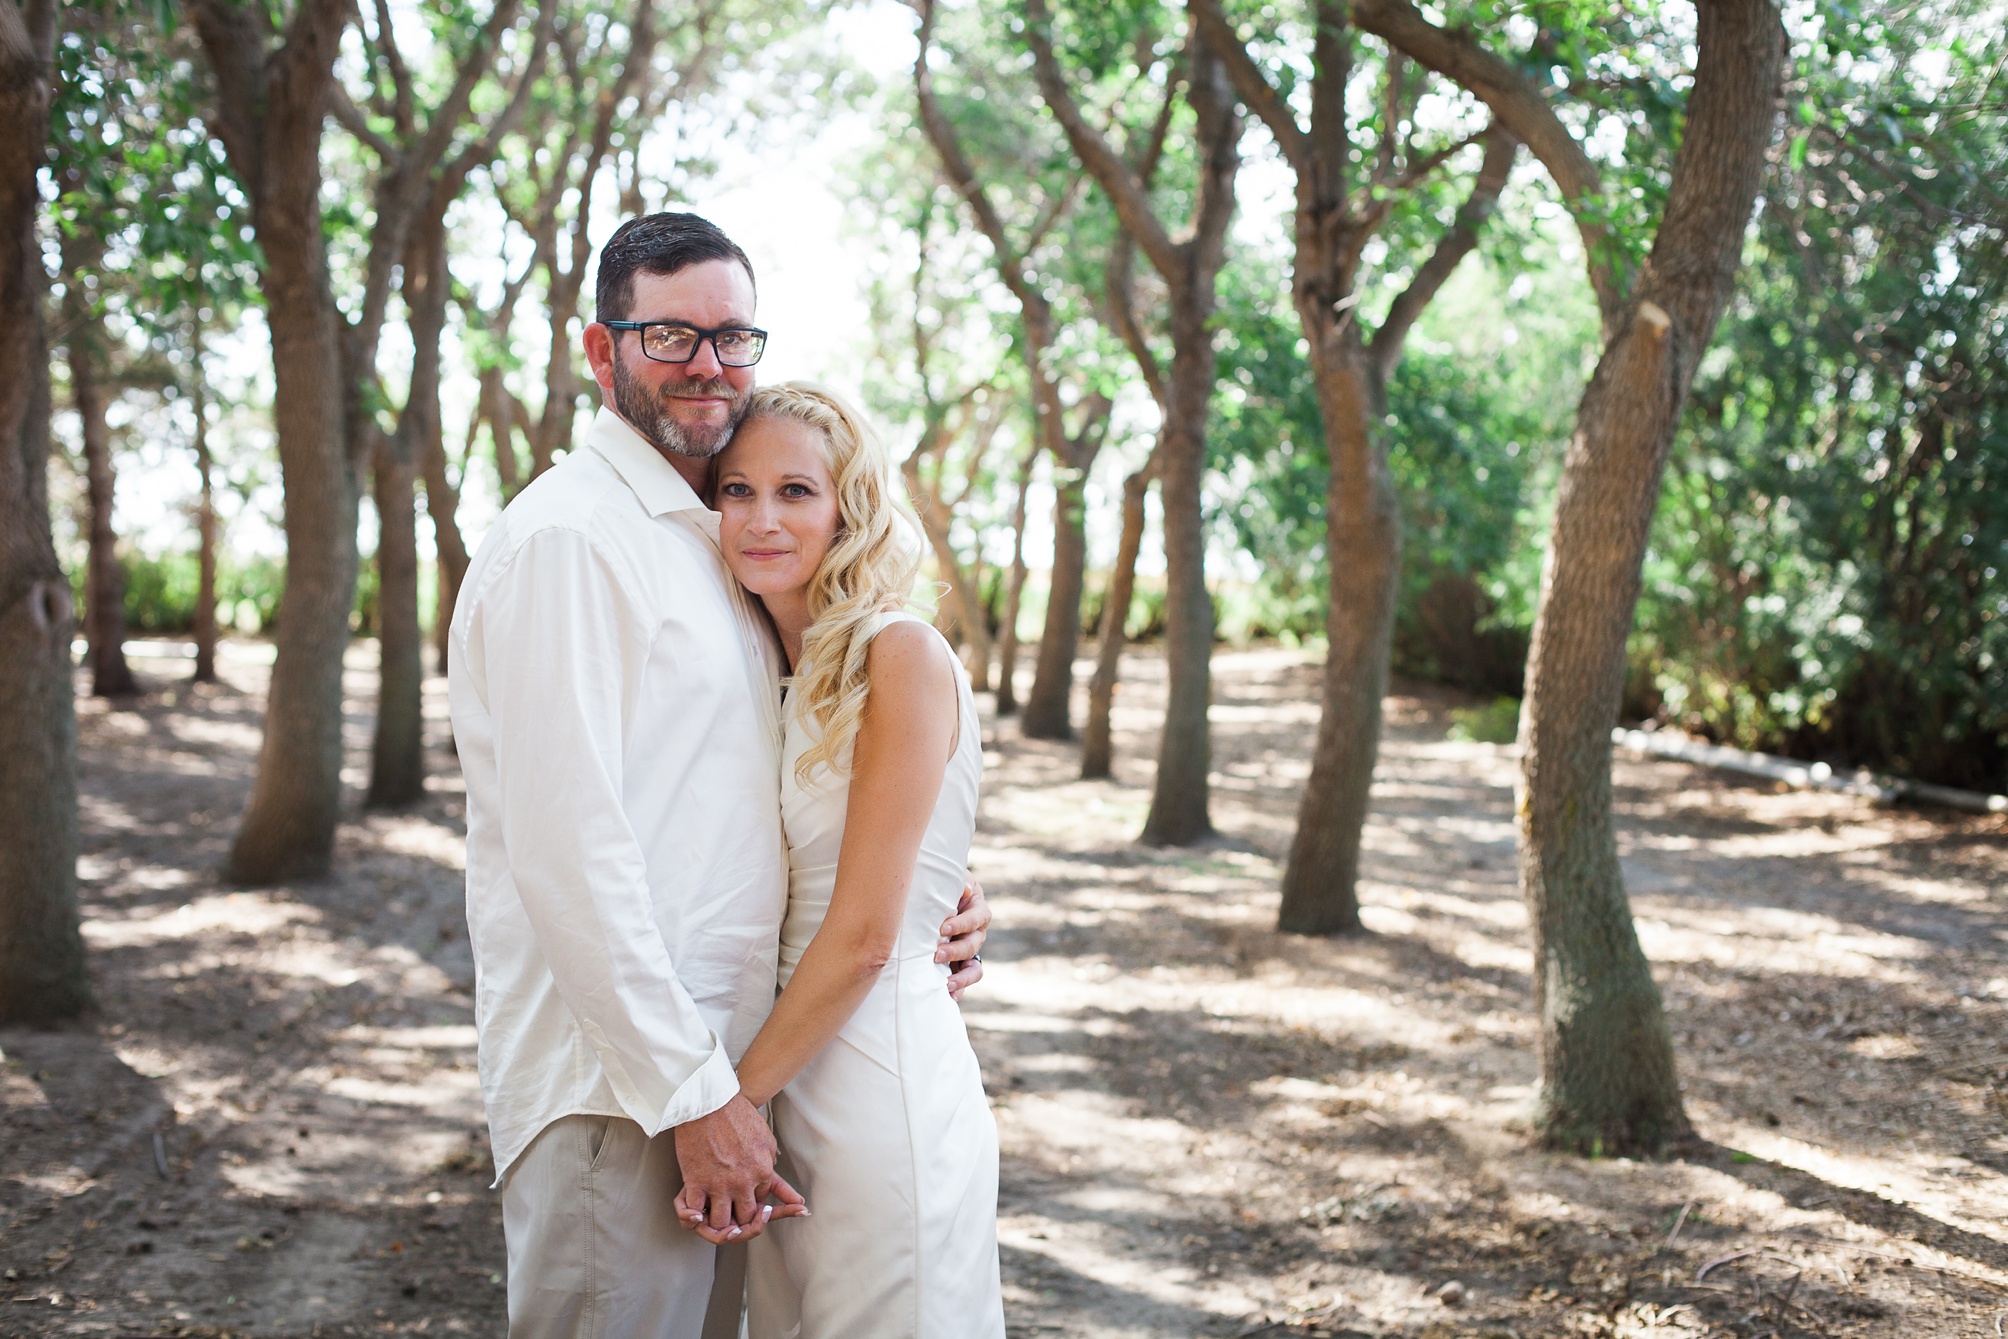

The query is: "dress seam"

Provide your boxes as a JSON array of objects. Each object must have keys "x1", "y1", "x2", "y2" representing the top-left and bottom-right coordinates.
[{"x1": 897, "y1": 943, "x2": 924, "y2": 1338}]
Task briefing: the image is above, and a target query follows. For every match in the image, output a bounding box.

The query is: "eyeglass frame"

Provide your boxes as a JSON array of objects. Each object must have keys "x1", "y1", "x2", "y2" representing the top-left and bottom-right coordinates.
[{"x1": 601, "y1": 319, "x2": 770, "y2": 367}]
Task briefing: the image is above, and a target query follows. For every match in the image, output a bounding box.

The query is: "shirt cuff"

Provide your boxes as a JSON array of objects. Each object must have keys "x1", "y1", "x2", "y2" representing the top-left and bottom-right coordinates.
[{"x1": 651, "y1": 1040, "x2": 741, "y2": 1133}]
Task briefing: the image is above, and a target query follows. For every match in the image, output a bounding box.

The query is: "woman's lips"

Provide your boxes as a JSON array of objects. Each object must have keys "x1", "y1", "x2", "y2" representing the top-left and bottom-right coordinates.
[{"x1": 739, "y1": 549, "x2": 791, "y2": 560}]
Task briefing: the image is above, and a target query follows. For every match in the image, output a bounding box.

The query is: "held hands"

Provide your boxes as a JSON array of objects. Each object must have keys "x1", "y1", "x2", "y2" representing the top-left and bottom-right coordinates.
[
  {"x1": 937, "y1": 875, "x2": 991, "y2": 1002},
  {"x1": 672, "y1": 1095, "x2": 808, "y2": 1244}
]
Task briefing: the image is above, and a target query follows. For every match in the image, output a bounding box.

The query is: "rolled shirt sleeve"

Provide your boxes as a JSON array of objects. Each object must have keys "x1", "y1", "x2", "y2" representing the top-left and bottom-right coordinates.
[{"x1": 475, "y1": 527, "x2": 739, "y2": 1134}]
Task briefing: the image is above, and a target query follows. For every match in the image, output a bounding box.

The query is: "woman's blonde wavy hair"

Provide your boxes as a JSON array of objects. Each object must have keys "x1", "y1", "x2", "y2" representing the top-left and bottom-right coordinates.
[{"x1": 742, "y1": 382, "x2": 923, "y2": 782}]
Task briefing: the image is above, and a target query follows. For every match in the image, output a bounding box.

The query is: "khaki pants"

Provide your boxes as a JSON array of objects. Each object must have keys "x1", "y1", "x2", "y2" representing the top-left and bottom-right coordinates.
[{"x1": 502, "y1": 1114, "x2": 747, "y2": 1339}]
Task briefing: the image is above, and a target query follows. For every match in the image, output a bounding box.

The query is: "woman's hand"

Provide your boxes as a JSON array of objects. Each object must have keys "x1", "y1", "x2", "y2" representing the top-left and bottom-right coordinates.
[{"x1": 670, "y1": 1096, "x2": 807, "y2": 1244}]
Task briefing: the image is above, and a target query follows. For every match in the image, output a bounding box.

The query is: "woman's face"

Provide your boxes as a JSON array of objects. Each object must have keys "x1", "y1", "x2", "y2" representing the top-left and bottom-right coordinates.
[{"x1": 715, "y1": 415, "x2": 842, "y2": 600}]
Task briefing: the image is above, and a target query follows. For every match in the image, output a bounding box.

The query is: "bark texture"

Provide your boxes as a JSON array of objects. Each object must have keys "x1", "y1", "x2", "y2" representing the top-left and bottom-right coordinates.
[
  {"x1": 193, "y1": 0, "x2": 361, "y2": 884},
  {"x1": 1515, "y1": 0, "x2": 1783, "y2": 1154},
  {"x1": 367, "y1": 428, "x2": 423, "y2": 808},
  {"x1": 1082, "y1": 464, "x2": 1150, "y2": 780},
  {"x1": 67, "y1": 313, "x2": 137, "y2": 697},
  {"x1": 0, "y1": 0, "x2": 89, "y2": 1024},
  {"x1": 1024, "y1": 475, "x2": 1088, "y2": 734},
  {"x1": 191, "y1": 351, "x2": 218, "y2": 685},
  {"x1": 1027, "y1": 5, "x2": 1240, "y2": 841},
  {"x1": 993, "y1": 447, "x2": 1036, "y2": 715},
  {"x1": 1192, "y1": 0, "x2": 1513, "y2": 911},
  {"x1": 1369, "y1": 0, "x2": 1785, "y2": 1152}
]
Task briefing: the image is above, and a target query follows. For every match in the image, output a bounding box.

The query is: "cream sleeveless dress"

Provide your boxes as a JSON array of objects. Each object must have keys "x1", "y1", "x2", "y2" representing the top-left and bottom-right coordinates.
[{"x1": 744, "y1": 612, "x2": 1005, "y2": 1339}]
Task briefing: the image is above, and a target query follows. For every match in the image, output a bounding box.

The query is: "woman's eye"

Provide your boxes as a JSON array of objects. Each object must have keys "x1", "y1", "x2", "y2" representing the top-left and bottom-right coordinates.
[
  {"x1": 721, "y1": 482, "x2": 751, "y2": 498},
  {"x1": 782, "y1": 484, "x2": 813, "y2": 498}
]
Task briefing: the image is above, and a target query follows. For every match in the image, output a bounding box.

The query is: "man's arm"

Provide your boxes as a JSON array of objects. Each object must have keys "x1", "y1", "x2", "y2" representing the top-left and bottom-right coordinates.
[
  {"x1": 477, "y1": 529, "x2": 751, "y2": 1136},
  {"x1": 939, "y1": 879, "x2": 990, "y2": 1001}
]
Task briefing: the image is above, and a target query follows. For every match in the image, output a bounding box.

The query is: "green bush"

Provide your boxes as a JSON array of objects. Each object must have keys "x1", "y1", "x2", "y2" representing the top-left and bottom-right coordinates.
[
  {"x1": 1448, "y1": 696, "x2": 1522, "y2": 745},
  {"x1": 90, "y1": 549, "x2": 287, "y2": 636}
]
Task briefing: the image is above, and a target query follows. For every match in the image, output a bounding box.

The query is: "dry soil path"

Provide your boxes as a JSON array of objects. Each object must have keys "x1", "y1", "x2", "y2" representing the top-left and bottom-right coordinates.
[{"x1": 2, "y1": 641, "x2": 2003, "y2": 1339}]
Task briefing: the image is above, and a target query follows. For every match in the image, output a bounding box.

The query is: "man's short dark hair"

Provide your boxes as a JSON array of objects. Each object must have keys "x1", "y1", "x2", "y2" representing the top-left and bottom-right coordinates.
[{"x1": 594, "y1": 212, "x2": 756, "y2": 324}]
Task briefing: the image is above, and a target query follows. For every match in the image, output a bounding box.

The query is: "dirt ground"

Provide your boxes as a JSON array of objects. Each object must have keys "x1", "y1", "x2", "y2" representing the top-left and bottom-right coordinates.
[{"x1": 2, "y1": 639, "x2": 2005, "y2": 1338}]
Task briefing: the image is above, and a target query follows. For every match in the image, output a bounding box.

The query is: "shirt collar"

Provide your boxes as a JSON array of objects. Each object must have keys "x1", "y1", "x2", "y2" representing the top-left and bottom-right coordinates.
[{"x1": 585, "y1": 406, "x2": 715, "y2": 524}]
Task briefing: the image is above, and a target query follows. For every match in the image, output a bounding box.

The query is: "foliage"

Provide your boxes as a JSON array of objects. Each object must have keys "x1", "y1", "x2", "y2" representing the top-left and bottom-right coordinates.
[
  {"x1": 1640, "y1": 0, "x2": 2008, "y2": 788},
  {"x1": 1206, "y1": 222, "x2": 1592, "y2": 688},
  {"x1": 31, "y1": 0, "x2": 2008, "y2": 799}
]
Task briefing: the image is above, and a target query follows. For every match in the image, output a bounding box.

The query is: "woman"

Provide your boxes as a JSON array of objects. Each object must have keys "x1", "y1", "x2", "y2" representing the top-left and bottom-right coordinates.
[{"x1": 680, "y1": 382, "x2": 1005, "y2": 1338}]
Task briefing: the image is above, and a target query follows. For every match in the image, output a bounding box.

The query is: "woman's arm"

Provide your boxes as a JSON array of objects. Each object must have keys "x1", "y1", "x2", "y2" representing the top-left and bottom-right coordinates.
[{"x1": 734, "y1": 620, "x2": 959, "y2": 1109}]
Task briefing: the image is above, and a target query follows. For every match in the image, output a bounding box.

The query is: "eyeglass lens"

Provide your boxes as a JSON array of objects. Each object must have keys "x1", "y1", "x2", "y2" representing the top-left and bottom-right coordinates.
[{"x1": 643, "y1": 325, "x2": 765, "y2": 366}]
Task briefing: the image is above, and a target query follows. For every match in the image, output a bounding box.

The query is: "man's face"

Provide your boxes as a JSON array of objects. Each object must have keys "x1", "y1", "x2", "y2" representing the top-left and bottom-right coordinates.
[{"x1": 584, "y1": 259, "x2": 759, "y2": 461}]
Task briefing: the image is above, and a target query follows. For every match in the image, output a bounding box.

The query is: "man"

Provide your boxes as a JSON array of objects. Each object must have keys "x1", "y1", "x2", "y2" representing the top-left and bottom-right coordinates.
[{"x1": 449, "y1": 213, "x2": 990, "y2": 1338}]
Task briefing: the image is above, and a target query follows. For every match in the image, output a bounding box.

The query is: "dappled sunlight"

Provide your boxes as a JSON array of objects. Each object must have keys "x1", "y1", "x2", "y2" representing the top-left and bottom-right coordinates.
[
  {"x1": 966, "y1": 648, "x2": 2008, "y2": 1336},
  {"x1": 7, "y1": 639, "x2": 2001, "y2": 1336}
]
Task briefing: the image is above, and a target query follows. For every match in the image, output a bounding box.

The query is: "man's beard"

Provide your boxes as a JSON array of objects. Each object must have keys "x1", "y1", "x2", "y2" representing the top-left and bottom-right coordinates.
[{"x1": 610, "y1": 355, "x2": 748, "y2": 460}]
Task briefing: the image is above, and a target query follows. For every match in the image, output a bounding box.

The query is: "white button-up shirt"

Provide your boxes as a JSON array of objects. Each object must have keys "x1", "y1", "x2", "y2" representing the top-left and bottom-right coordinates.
[{"x1": 449, "y1": 407, "x2": 787, "y2": 1184}]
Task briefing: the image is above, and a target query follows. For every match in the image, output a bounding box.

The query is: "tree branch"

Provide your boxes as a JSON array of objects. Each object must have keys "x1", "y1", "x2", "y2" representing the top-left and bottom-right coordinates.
[
  {"x1": 329, "y1": 83, "x2": 398, "y2": 161},
  {"x1": 1023, "y1": 0, "x2": 1179, "y2": 276},
  {"x1": 370, "y1": 0, "x2": 416, "y2": 137},
  {"x1": 1350, "y1": 0, "x2": 1624, "y2": 330},
  {"x1": 1103, "y1": 235, "x2": 1166, "y2": 409},
  {"x1": 1187, "y1": 0, "x2": 1307, "y2": 171},
  {"x1": 1371, "y1": 126, "x2": 1517, "y2": 383}
]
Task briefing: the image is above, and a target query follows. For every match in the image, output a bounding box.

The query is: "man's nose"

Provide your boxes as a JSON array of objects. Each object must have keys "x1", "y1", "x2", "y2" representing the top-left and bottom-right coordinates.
[{"x1": 682, "y1": 336, "x2": 724, "y2": 380}]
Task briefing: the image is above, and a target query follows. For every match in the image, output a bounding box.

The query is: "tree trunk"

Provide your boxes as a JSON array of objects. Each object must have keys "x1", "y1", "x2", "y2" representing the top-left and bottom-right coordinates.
[
  {"x1": 370, "y1": 208, "x2": 453, "y2": 805},
  {"x1": 1020, "y1": 474, "x2": 1088, "y2": 738},
  {"x1": 228, "y1": 291, "x2": 360, "y2": 882},
  {"x1": 1517, "y1": 0, "x2": 1784, "y2": 1155},
  {"x1": 0, "y1": 0, "x2": 88, "y2": 1025},
  {"x1": 196, "y1": 0, "x2": 365, "y2": 885},
  {"x1": 1082, "y1": 465, "x2": 1148, "y2": 779},
  {"x1": 419, "y1": 223, "x2": 469, "y2": 678},
  {"x1": 69, "y1": 326, "x2": 137, "y2": 697},
  {"x1": 1023, "y1": 4, "x2": 1239, "y2": 839},
  {"x1": 423, "y1": 425, "x2": 468, "y2": 676},
  {"x1": 994, "y1": 450, "x2": 1034, "y2": 714},
  {"x1": 925, "y1": 525, "x2": 993, "y2": 694},
  {"x1": 1277, "y1": 344, "x2": 1395, "y2": 933},
  {"x1": 1142, "y1": 330, "x2": 1218, "y2": 844},
  {"x1": 191, "y1": 346, "x2": 218, "y2": 684},
  {"x1": 902, "y1": 449, "x2": 994, "y2": 694},
  {"x1": 366, "y1": 430, "x2": 423, "y2": 808},
  {"x1": 479, "y1": 366, "x2": 523, "y2": 499}
]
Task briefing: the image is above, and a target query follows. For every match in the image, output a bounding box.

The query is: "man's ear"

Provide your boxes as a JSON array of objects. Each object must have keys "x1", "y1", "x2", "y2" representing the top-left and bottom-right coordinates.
[{"x1": 582, "y1": 322, "x2": 617, "y2": 392}]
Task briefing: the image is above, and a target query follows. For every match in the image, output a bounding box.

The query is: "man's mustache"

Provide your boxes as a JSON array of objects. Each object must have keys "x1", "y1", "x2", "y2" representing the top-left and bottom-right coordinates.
[{"x1": 659, "y1": 378, "x2": 740, "y2": 404}]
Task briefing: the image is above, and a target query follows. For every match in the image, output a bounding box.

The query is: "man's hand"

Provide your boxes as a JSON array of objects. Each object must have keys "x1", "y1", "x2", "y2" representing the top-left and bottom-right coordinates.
[
  {"x1": 937, "y1": 876, "x2": 991, "y2": 1002},
  {"x1": 671, "y1": 1095, "x2": 806, "y2": 1244}
]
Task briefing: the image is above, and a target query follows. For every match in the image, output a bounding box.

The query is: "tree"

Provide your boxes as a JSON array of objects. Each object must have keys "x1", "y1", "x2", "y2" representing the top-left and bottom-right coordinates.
[
  {"x1": 189, "y1": 319, "x2": 218, "y2": 683},
  {"x1": 1, "y1": 0, "x2": 88, "y2": 1024},
  {"x1": 991, "y1": 438, "x2": 1037, "y2": 713},
  {"x1": 1026, "y1": 0, "x2": 1242, "y2": 842},
  {"x1": 1359, "y1": 0, "x2": 1787, "y2": 1153},
  {"x1": 915, "y1": 0, "x2": 1116, "y2": 737},
  {"x1": 1080, "y1": 236, "x2": 1163, "y2": 780},
  {"x1": 327, "y1": 0, "x2": 542, "y2": 809},
  {"x1": 188, "y1": 0, "x2": 361, "y2": 882},
  {"x1": 83, "y1": 12, "x2": 263, "y2": 690},
  {"x1": 57, "y1": 227, "x2": 138, "y2": 697},
  {"x1": 191, "y1": 0, "x2": 536, "y2": 857},
  {"x1": 479, "y1": 0, "x2": 665, "y2": 486},
  {"x1": 1191, "y1": 0, "x2": 1516, "y2": 933}
]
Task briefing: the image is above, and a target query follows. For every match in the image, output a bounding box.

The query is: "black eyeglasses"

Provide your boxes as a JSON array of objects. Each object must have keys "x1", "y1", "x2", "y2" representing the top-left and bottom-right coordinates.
[{"x1": 603, "y1": 320, "x2": 768, "y2": 367}]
